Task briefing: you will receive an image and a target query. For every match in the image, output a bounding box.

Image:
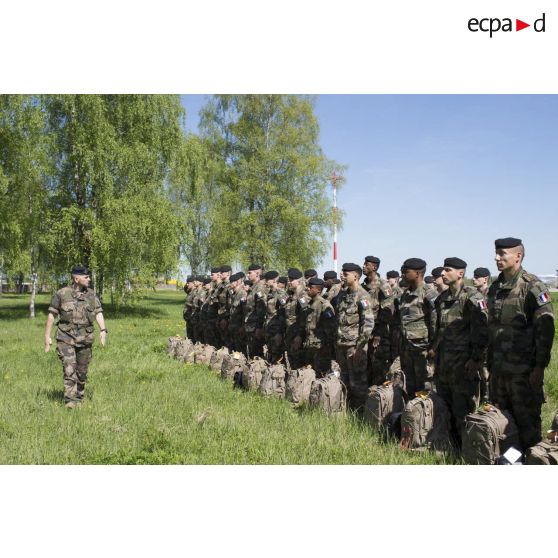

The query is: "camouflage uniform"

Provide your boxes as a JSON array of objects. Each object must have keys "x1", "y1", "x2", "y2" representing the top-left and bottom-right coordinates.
[
  {"x1": 389, "y1": 283, "x2": 404, "y2": 360},
  {"x1": 284, "y1": 283, "x2": 307, "y2": 369},
  {"x1": 183, "y1": 286, "x2": 197, "y2": 340},
  {"x1": 243, "y1": 280, "x2": 268, "y2": 358},
  {"x1": 205, "y1": 281, "x2": 221, "y2": 348},
  {"x1": 300, "y1": 294, "x2": 337, "y2": 375},
  {"x1": 434, "y1": 285, "x2": 488, "y2": 439},
  {"x1": 335, "y1": 286, "x2": 375, "y2": 411},
  {"x1": 192, "y1": 286, "x2": 208, "y2": 344},
  {"x1": 362, "y1": 274, "x2": 396, "y2": 386},
  {"x1": 217, "y1": 279, "x2": 231, "y2": 349},
  {"x1": 323, "y1": 282, "x2": 342, "y2": 310},
  {"x1": 396, "y1": 283, "x2": 437, "y2": 397},
  {"x1": 487, "y1": 267, "x2": 555, "y2": 450},
  {"x1": 228, "y1": 285, "x2": 248, "y2": 354},
  {"x1": 48, "y1": 284, "x2": 103, "y2": 404},
  {"x1": 264, "y1": 287, "x2": 287, "y2": 363}
]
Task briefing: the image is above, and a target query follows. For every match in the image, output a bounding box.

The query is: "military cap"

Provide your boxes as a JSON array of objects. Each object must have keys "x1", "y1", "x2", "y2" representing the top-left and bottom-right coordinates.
[
  {"x1": 264, "y1": 270, "x2": 279, "y2": 280},
  {"x1": 183, "y1": 284, "x2": 188, "y2": 293},
  {"x1": 386, "y1": 270, "x2": 400, "y2": 279},
  {"x1": 402, "y1": 258, "x2": 426, "y2": 270},
  {"x1": 473, "y1": 267, "x2": 491, "y2": 279},
  {"x1": 323, "y1": 270, "x2": 337, "y2": 280},
  {"x1": 308, "y1": 277, "x2": 325, "y2": 287},
  {"x1": 220, "y1": 265, "x2": 232, "y2": 273},
  {"x1": 495, "y1": 237, "x2": 522, "y2": 249},
  {"x1": 288, "y1": 268, "x2": 303, "y2": 280},
  {"x1": 278, "y1": 276, "x2": 288, "y2": 285},
  {"x1": 304, "y1": 269, "x2": 318, "y2": 279},
  {"x1": 364, "y1": 256, "x2": 380, "y2": 264},
  {"x1": 424, "y1": 275, "x2": 435, "y2": 284},
  {"x1": 202, "y1": 277, "x2": 212, "y2": 285},
  {"x1": 230, "y1": 272, "x2": 245, "y2": 282},
  {"x1": 244, "y1": 279, "x2": 251, "y2": 286},
  {"x1": 444, "y1": 257, "x2": 467, "y2": 269},
  {"x1": 210, "y1": 267, "x2": 221, "y2": 274},
  {"x1": 194, "y1": 275, "x2": 204, "y2": 282},
  {"x1": 186, "y1": 275, "x2": 193, "y2": 282},
  {"x1": 342, "y1": 262, "x2": 362, "y2": 274},
  {"x1": 431, "y1": 267, "x2": 444, "y2": 278},
  {"x1": 71, "y1": 265, "x2": 89, "y2": 276},
  {"x1": 248, "y1": 263, "x2": 262, "y2": 271}
]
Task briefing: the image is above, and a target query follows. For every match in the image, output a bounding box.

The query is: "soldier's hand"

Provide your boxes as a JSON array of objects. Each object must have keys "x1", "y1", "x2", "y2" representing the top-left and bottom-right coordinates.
[
  {"x1": 44, "y1": 337, "x2": 52, "y2": 353},
  {"x1": 529, "y1": 366, "x2": 544, "y2": 389},
  {"x1": 372, "y1": 336, "x2": 381, "y2": 348},
  {"x1": 464, "y1": 359, "x2": 481, "y2": 380},
  {"x1": 427, "y1": 349, "x2": 436, "y2": 361},
  {"x1": 100, "y1": 330, "x2": 107, "y2": 347}
]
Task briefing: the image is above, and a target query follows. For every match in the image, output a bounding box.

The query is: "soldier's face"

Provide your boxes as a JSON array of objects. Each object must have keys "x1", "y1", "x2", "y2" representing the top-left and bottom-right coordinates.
[
  {"x1": 220, "y1": 272, "x2": 231, "y2": 281},
  {"x1": 73, "y1": 274, "x2": 90, "y2": 288},
  {"x1": 363, "y1": 261, "x2": 378, "y2": 274},
  {"x1": 387, "y1": 277, "x2": 398, "y2": 287},
  {"x1": 441, "y1": 267, "x2": 462, "y2": 285},
  {"x1": 248, "y1": 270, "x2": 259, "y2": 282},
  {"x1": 289, "y1": 278, "x2": 300, "y2": 289},
  {"x1": 266, "y1": 278, "x2": 277, "y2": 289},
  {"x1": 211, "y1": 272, "x2": 220, "y2": 282},
  {"x1": 434, "y1": 276, "x2": 444, "y2": 287},
  {"x1": 473, "y1": 276, "x2": 488, "y2": 289},
  {"x1": 495, "y1": 248, "x2": 522, "y2": 272},
  {"x1": 307, "y1": 285, "x2": 322, "y2": 298},
  {"x1": 277, "y1": 282, "x2": 287, "y2": 290},
  {"x1": 342, "y1": 271, "x2": 359, "y2": 287}
]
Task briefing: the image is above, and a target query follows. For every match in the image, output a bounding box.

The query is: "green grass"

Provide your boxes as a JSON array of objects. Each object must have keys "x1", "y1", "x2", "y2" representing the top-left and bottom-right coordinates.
[{"x1": 0, "y1": 290, "x2": 557, "y2": 464}]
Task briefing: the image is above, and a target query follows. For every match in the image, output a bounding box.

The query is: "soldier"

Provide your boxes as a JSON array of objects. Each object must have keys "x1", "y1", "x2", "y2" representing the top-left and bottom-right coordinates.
[
  {"x1": 204, "y1": 267, "x2": 223, "y2": 348},
  {"x1": 430, "y1": 257, "x2": 488, "y2": 445},
  {"x1": 362, "y1": 255, "x2": 396, "y2": 386},
  {"x1": 387, "y1": 270, "x2": 403, "y2": 360},
  {"x1": 322, "y1": 270, "x2": 342, "y2": 309},
  {"x1": 191, "y1": 276, "x2": 206, "y2": 343},
  {"x1": 183, "y1": 276, "x2": 196, "y2": 340},
  {"x1": 263, "y1": 270, "x2": 287, "y2": 363},
  {"x1": 44, "y1": 265, "x2": 106, "y2": 408},
  {"x1": 432, "y1": 267, "x2": 448, "y2": 296},
  {"x1": 217, "y1": 265, "x2": 232, "y2": 348},
  {"x1": 336, "y1": 263, "x2": 374, "y2": 412},
  {"x1": 277, "y1": 276, "x2": 288, "y2": 290},
  {"x1": 304, "y1": 269, "x2": 318, "y2": 281},
  {"x1": 487, "y1": 237, "x2": 555, "y2": 450},
  {"x1": 424, "y1": 275, "x2": 437, "y2": 294},
  {"x1": 227, "y1": 272, "x2": 248, "y2": 353},
  {"x1": 243, "y1": 264, "x2": 268, "y2": 358},
  {"x1": 198, "y1": 277, "x2": 213, "y2": 344},
  {"x1": 473, "y1": 267, "x2": 491, "y2": 297},
  {"x1": 299, "y1": 277, "x2": 337, "y2": 376},
  {"x1": 284, "y1": 268, "x2": 307, "y2": 369},
  {"x1": 386, "y1": 270, "x2": 402, "y2": 298},
  {"x1": 396, "y1": 258, "x2": 438, "y2": 397}
]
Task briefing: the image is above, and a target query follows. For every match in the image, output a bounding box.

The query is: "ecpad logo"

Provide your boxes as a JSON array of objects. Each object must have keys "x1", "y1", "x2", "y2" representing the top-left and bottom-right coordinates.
[{"x1": 468, "y1": 13, "x2": 546, "y2": 37}]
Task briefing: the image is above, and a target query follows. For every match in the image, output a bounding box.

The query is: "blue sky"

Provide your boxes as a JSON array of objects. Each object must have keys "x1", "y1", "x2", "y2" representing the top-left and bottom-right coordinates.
[{"x1": 180, "y1": 95, "x2": 557, "y2": 278}]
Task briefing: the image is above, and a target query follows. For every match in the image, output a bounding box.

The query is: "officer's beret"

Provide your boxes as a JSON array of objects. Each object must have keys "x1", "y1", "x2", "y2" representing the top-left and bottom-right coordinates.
[
  {"x1": 431, "y1": 267, "x2": 444, "y2": 278},
  {"x1": 210, "y1": 267, "x2": 221, "y2": 274},
  {"x1": 342, "y1": 262, "x2": 362, "y2": 275},
  {"x1": 202, "y1": 277, "x2": 212, "y2": 285},
  {"x1": 230, "y1": 272, "x2": 245, "y2": 282},
  {"x1": 244, "y1": 279, "x2": 252, "y2": 286},
  {"x1": 308, "y1": 277, "x2": 325, "y2": 287},
  {"x1": 495, "y1": 237, "x2": 522, "y2": 249},
  {"x1": 71, "y1": 265, "x2": 89, "y2": 276},
  {"x1": 424, "y1": 276, "x2": 435, "y2": 284},
  {"x1": 444, "y1": 257, "x2": 467, "y2": 269},
  {"x1": 248, "y1": 264, "x2": 262, "y2": 271},
  {"x1": 386, "y1": 270, "x2": 400, "y2": 279},
  {"x1": 473, "y1": 267, "x2": 491, "y2": 279},
  {"x1": 402, "y1": 258, "x2": 427, "y2": 270},
  {"x1": 195, "y1": 275, "x2": 204, "y2": 282},
  {"x1": 304, "y1": 269, "x2": 317, "y2": 279},
  {"x1": 264, "y1": 270, "x2": 279, "y2": 280},
  {"x1": 323, "y1": 270, "x2": 338, "y2": 280},
  {"x1": 288, "y1": 268, "x2": 303, "y2": 280},
  {"x1": 220, "y1": 265, "x2": 232, "y2": 273},
  {"x1": 278, "y1": 276, "x2": 288, "y2": 285},
  {"x1": 364, "y1": 256, "x2": 380, "y2": 265}
]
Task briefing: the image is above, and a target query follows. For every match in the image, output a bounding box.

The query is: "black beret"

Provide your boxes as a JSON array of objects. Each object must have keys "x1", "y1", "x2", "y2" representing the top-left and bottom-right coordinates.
[
  {"x1": 230, "y1": 272, "x2": 245, "y2": 282},
  {"x1": 308, "y1": 277, "x2": 325, "y2": 287},
  {"x1": 334, "y1": 278, "x2": 342, "y2": 284},
  {"x1": 202, "y1": 277, "x2": 212, "y2": 285},
  {"x1": 186, "y1": 275, "x2": 193, "y2": 282},
  {"x1": 342, "y1": 262, "x2": 362, "y2": 274},
  {"x1": 386, "y1": 270, "x2": 400, "y2": 279},
  {"x1": 402, "y1": 258, "x2": 426, "y2": 270},
  {"x1": 424, "y1": 276, "x2": 435, "y2": 284},
  {"x1": 444, "y1": 257, "x2": 467, "y2": 269},
  {"x1": 195, "y1": 275, "x2": 205, "y2": 282},
  {"x1": 431, "y1": 267, "x2": 444, "y2": 278},
  {"x1": 183, "y1": 284, "x2": 188, "y2": 293},
  {"x1": 264, "y1": 270, "x2": 279, "y2": 280},
  {"x1": 364, "y1": 256, "x2": 380, "y2": 264},
  {"x1": 210, "y1": 267, "x2": 221, "y2": 274},
  {"x1": 71, "y1": 265, "x2": 89, "y2": 276},
  {"x1": 248, "y1": 264, "x2": 262, "y2": 271},
  {"x1": 288, "y1": 268, "x2": 303, "y2": 280},
  {"x1": 277, "y1": 276, "x2": 288, "y2": 285},
  {"x1": 495, "y1": 237, "x2": 522, "y2": 249},
  {"x1": 323, "y1": 270, "x2": 338, "y2": 280},
  {"x1": 244, "y1": 279, "x2": 251, "y2": 286},
  {"x1": 220, "y1": 265, "x2": 232, "y2": 273},
  {"x1": 473, "y1": 267, "x2": 491, "y2": 278},
  {"x1": 304, "y1": 269, "x2": 317, "y2": 278}
]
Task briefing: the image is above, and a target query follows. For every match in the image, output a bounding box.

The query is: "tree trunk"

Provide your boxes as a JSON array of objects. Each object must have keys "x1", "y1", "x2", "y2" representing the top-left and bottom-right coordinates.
[{"x1": 29, "y1": 247, "x2": 37, "y2": 318}]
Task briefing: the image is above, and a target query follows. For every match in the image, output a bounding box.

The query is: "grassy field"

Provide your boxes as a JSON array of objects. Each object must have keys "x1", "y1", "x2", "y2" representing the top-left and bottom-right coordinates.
[{"x1": 0, "y1": 290, "x2": 556, "y2": 465}]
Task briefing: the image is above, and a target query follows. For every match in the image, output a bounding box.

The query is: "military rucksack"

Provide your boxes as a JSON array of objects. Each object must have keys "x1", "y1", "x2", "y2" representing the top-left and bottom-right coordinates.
[
  {"x1": 242, "y1": 357, "x2": 268, "y2": 391},
  {"x1": 175, "y1": 338, "x2": 194, "y2": 362},
  {"x1": 285, "y1": 366, "x2": 316, "y2": 407},
  {"x1": 193, "y1": 343, "x2": 216, "y2": 365},
  {"x1": 308, "y1": 375, "x2": 347, "y2": 416},
  {"x1": 385, "y1": 356, "x2": 406, "y2": 391},
  {"x1": 461, "y1": 405, "x2": 520, "y2": 465},
  {"x1": 525, "y1": 441, "x2": 558, "y2": 465},
  {"x1": 400, "y1": 391, "x2": 451, "y2": 451},
  {"x1": 167, "y1": 336, "x2": 182, "y2": 357},
  {"x1": 209, "y1": 347, "x2": 230, "y2": 372},
  {"x1": 221, "y1": 351, "x2": 248, "y2": 383},
  {"x1": 258, "y1": 364, "x2": 287, "y2": 398},
  {"x1": 364, "y1": 381, "x2": 406, "y2": 434}
]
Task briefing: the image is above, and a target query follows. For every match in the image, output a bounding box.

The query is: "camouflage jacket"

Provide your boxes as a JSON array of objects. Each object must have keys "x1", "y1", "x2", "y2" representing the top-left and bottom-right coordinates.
[
  {"x1": 183, "y1": 288, "x2": 197, "y2": 321},
  {"x1": 191, "y1": 286, "x2": 206, "y2": 324},
  {"x1": 487, "y1": 267, "x2": 555, "y2": 372},
  {"x1": 217, "y1": 279, "x2": 231, "y2": 319},
  {"x1": 362, "y1": 274, "x2": 395, "y2": 339},
  {"x1": 264, "y1": 287, "x2": 287, "y2": 336},
  {"x1": 322, "y1": 282, "x2": 342, "y2": 309},
  {"x1": 300, "y1": 294, "x2": 337, "y2": 349},
  {"x1": 336, "y1": 285, "x2": 374, "y2": 349},
  {"x1": 205, "y1": 281, "x2": 220, "y2": 321},
  {"x1": 244, "y1": 280, "x2": 268, "y2": 332},
  {"x1": 48, "y1": 284, "x2": 103, "y2": 346},
  {"x1": 284, "y1": 283, "x2": 307, "y2": 337},
  {"x1": 433, "y1": 284, "x2": 488, "y2": 361},
  {"x1": 396, "y1": 282, "x2": 437, "y2": 350},
  {"x1": 229, "y1": 285, "x2": 248, "y2": 331}
]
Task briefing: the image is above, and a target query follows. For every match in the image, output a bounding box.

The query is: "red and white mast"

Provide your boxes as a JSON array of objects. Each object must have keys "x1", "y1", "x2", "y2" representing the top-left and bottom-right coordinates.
[{"x1": 331, "y1": 172, "x2": 339, "y2": 273}]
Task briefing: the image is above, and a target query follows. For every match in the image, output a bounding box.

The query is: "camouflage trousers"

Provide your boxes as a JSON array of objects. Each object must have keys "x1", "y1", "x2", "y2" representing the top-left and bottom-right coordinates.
[
  {"x1": 400, "y1": 342, "x2": 434, "y2": 398},
  {"x1": 192, "y1": 321, "x2": 203, "y2": 344},
  {"x1": 56, "y1": 342, "x2": 92, "y2": 404},
  {"x1": 217, "y1": 318, "x2": 230, "y2": 349},
  {"x1": 367, "y1": 338, "x2": 392, "y2": 387},
  {"x1": 265, "y1": 332, "x2": 285, "y2": 364},
  {"x1": 435, "y1": 349, "x2": 480, "y2": 442},
  {"x1": 285, "y1": 328, "x2": 303, "y2": 369},
  {"x1": 203, "y1": 320, "x2": 221, "y2": 348},
  {"x1": 336, "y1": 344, "x2": 368, "y2": 412},
  {"x1": 491, "y1": 371, "x2": 544, "y2": 450},
  {"x1": 301, "y1": 346, "x2": 332, "y2": 377},
  {"x1": 246, "y1": 329, "x2": 265, "y2": 359},
  {"x1": 228, "y1": 326, "x2": 247, "y2": 355},
  {"x1": 185, "y1": 320, "x2": 194, "y2": 341}
]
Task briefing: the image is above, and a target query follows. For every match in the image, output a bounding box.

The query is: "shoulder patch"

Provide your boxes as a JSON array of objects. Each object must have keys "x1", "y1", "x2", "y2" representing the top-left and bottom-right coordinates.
[
  {"x1": 360, "y1": 298, "x2": 369, "y2": 309},
  {"x1": 478, "y1": 299, "x2": 487, "y2": 311},
  {"x1": 323, "y1": 309, "x2": 334, "y2": 319},
  {"x1": 537, "y1": 291, "x2": 551, "y2": 306},
  {"x1": 279, "y1": 297, "x2": 287, "y2": 305},
  {"x1": 255, "y1": 291, "x2": 263, "y2": 299}
]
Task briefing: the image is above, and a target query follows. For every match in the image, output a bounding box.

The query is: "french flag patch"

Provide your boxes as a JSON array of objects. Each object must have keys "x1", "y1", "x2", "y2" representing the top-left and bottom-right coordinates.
[
  {"x1": 360, "y1": 299, "x2": 369, "y2": 309},
  {"x1": 538, "y1": 291, "x2": 551, "y2": 305},
  {"x1": 478, "y1": 300, "x2": 487, "y2": 310}
]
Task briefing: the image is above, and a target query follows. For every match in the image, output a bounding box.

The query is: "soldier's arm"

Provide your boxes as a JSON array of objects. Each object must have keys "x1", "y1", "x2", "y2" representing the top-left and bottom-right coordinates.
[
  {"x1": 320, "y1": 305, "x2": 337, "y2": 348},
  {"x1": 425, "y1": 293, "x2": 438, "y2": 350},
  {"x1": 527, "y1": 285, "x2": 555, "y2": 368},
  {"x1": 44, "y1": 312, "x2": 55, "y2": 352},
  {"x1": 373, "y1": 287, "x2": 395, "y2": 338},
  {"x1": 357, "y1": 294, "x2": 375, "y2": 349},
  {"x1": 469, "y1": 295, "x2": 489, "y2": 362}
]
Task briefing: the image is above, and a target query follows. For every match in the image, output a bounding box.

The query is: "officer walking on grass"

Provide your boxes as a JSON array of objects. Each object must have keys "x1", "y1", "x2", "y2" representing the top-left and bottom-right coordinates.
[{"x1": 44, "y1": 265, "x2": 107, "y2": 408}]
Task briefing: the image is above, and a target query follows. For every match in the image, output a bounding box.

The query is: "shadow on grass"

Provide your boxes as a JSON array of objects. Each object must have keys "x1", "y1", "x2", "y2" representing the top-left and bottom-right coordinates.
[
  {"x1": 37, "y1": 387, "x2": 95, "y2": 404},
  {"x1": 101, "y1": 305, "x2": 167, "y2": 320},
  {"x1": 0, "y1": 302, "x2": 50, "y2": 321}
]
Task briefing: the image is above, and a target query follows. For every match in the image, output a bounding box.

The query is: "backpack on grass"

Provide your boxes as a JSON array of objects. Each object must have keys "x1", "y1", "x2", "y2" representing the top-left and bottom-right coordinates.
[
  {"x1": 209, "y1": 347, "x2": 230, "y2": 372},
  {"x1": 285, "y1": 366, "x2": 316, "y2": 407},
  {"x1": 258, "y1": 364, "x2": 287, "y2": 398},
  {"x1": 242, "y1": 357, "x2": 268, "y2": 391},
  {"x1": 194, "y1": 343, "x2": 216, "y2": 365},
  {"x1": 175, "y1": 338, "x2": 194, "y2": 362},
  {"x1": 364, "y1": 381, "x2": 406, "y2": 434},
  {"x1": 308, "y1": 375, "x2": 347, "y2": 416},
  {"x1": 221, "y1": 351, "x2": 248, "y2": 383}
]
